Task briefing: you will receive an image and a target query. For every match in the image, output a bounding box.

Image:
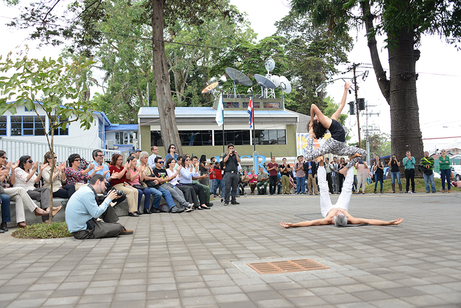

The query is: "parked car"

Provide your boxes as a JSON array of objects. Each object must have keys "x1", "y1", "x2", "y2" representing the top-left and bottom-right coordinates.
[{"x1": 451, "y1": 165, "x2": 461, "y2": 181}]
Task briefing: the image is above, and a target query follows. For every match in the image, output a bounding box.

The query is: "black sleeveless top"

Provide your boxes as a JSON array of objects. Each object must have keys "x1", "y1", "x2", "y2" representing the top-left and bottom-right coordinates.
[{"x1": 329, "y1": 119, "x2": 346, "y2": 142}]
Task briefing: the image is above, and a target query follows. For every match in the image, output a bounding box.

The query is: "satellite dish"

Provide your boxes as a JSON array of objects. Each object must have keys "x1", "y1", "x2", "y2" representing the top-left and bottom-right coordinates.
[
  {"x1": 265, "y1": 58, "x2": 275, "y2": 72},
  {"x1": 271, "y1": 75, "x2": 280, "y2": 87},
  {"x1": 279, "y1": 76, "x2": 292, "y2": 94},
  {"x1": 254, "y1": 74, "x2": 276, "y2": 89},
  {"x1": 201, "y1": 82, "x2": 219, "y2": 94},
  {"x1": 225, "y1": 67, "x2": 252, "y2": 97}
]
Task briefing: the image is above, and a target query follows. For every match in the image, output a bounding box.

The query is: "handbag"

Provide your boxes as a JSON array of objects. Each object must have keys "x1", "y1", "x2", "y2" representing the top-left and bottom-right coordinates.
[{"x1": 132, "y1": 184, "x2": 144, "y2": 190}]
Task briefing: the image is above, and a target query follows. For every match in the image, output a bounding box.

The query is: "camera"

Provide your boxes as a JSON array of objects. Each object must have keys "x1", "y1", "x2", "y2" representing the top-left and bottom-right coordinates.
[{"x1": 111, "y1": 189, "x2": 123, "y2": 196}]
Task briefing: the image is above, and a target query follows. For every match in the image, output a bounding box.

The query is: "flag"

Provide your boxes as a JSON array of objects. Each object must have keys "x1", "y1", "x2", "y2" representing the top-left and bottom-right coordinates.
[
  {"x1": 247, "y1": 95, "x2": 253, "y2": 128},
  {"x1": 215, "y1": 93, "x2": 224, "y2": 126}
]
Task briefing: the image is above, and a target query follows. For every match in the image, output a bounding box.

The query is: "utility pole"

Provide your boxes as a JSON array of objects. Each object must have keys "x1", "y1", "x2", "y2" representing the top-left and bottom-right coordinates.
[{"x1": 352, "y1": 63, "x2": 361, "y2": 148}]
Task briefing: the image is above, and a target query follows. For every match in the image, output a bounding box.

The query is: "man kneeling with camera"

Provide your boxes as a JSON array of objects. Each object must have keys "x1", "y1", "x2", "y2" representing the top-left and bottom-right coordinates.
[{"x1": 65, "y1": 174, "x2": 133, "y2": 239}]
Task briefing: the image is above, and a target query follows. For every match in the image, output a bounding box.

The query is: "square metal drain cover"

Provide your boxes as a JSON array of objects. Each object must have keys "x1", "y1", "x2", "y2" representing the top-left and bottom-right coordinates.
[{"x1": 246, "y1": 258, "x2": 329, "y2": 275}]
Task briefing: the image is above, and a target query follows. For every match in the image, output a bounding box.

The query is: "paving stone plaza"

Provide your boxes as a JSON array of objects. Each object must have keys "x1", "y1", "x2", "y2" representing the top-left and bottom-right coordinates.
[{"x1": 0, "y1": 192, "x2": 460, "y2": 308}]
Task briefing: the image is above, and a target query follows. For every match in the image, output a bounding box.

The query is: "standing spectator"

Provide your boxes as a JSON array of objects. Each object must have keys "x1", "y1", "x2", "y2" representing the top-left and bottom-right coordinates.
[
  {"x1": 248, "y1": 169, "x2": 257, "y2": 195},
  {"x1": 438, "y1": 149, "x2": 451, "y2": 193},
  {"x1": 421, "y1": 151, "x2": 436, "y2": 193},
  {"x1": 388, "y1": 154, "x2": 402, "y2": 193},
  {"x1": 267, "y1": 156, "x2": 278, "y2": 195},
  {"x1": 148, "y1": 146, "x2": 159, "y2": 169},
  {"x1": 199, "y1": 155, "x2": 209, "y2": 186},
  {"x1": 108, "y1": 154, "x2": 139, "y2": 217},
  {"x1": 223, "y1": 144, "x2": 240, "y2": 205},
  {"x1": 213, "y1": 161, "x2": 224, "y2": 197},
  {"x1": 256, "y1": 167, "x2": 269, "y2": 194},
  {"x1": 331, "y1": 157, "x2": 339, "y2": 193},
  {"x1": 338, "y1": 157, "x2": 346, "y2": 193},
  {"x1": 208, "y1": 157, "x2": 216, "y2": 197},
  {"x1": 373, "y1": 156, "x2": 384, "y2": 194},
  {"x1": 164, "y1": 144, "x2": 178, "y2": 167},
  {"x1": 402, "y1": 150, "x2": 416, "y2": 193},
  {"x1": 355, "y1": 160, "x2": 369, "y2": 194},
  {"x1": 42, "y1": 152, "x2": 75, "y2": 198},
  {"x1": 279, "y1": 158, "x2": 291, "y2": 194},
  {"x1": 325, "y1": 157, "x2": 334, "y2": 194},
  {"x1": 306, "y1": 160, "x2": 319, "y2": 195},
  {"x1": 294, "y1": 156, "x2": 306, "y2": 194}
]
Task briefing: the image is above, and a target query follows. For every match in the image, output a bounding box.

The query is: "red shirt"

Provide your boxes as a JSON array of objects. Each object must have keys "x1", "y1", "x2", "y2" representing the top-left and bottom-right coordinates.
[
  {"x1": 209, "y1": 167, "x2": 215, "y2": 180},
  {"x1": 109, "y1": 165, "x2": 127, "y2": 186},
  {"x1": 214, "y1": 166, "x2": 223, "y2": 180},
  {"x1": 267, "y1": 162, "x2": 278, "y2": 176}
]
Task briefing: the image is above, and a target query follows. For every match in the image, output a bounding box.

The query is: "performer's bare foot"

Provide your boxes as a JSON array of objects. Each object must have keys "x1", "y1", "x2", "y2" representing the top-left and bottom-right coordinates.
[
  {"x1": 318, "y1": 156, "x2": 324, "y2": 166},
  {"x1": 350, "y1": 153, "x2": 362, "y2": 160},
  {"x1": 339, "y1": 167, "x2": 348, "y2": 176}
]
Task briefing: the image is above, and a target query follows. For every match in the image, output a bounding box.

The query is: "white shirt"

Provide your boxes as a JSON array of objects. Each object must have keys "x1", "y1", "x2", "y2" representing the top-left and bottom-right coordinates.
[
  {"x1": 148, "y1": 154, "x2": 157, "y2": 169},
  {"x1": 166, "y1": 169, "x2": 179, "y2": 186},
  {"x1": 14, "y1": 168, "x2": 37, "y2": 191}
]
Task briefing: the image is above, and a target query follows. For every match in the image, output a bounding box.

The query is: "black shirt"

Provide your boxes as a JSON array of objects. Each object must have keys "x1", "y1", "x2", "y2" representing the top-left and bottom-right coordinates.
[
  {"x1": 280, "y1": 164, "x2": 291, "y2": 177},
  {"x1": 151, "y1": 168, "x2": 168, "y2": 188},
  {"x1": 329, "y1": 119, "x2": 346, "y2": 142},
  {"x1": 224, "y1": 153, "x2": 238, "y2": 172}
]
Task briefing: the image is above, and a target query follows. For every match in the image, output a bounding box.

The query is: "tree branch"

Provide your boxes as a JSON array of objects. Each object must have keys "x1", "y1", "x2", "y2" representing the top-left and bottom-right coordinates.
[{"x1": 43, "y1": 0, "x2": 61, "y2": 23}]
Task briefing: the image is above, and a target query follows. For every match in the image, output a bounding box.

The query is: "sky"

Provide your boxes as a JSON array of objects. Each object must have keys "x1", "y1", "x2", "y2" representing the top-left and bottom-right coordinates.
[{"x1": 1, "y1": 0, "x2": 460, "y2": 151}]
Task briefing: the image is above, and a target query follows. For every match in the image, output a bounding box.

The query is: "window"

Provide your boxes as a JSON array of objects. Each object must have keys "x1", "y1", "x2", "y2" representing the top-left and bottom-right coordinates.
[
  {"x1": 254, "y1": 129, "x2": 286, "y2": 145},
  {"x1": 214, "y1": 130, "x2": 250, "y2": 146},
  {"x1": 151, "y1": 131, "x2": 163, "y2": 147},
  {"x1": 179, "y1": 131, "x2": 212, "y2": 146},
  {"x1": 115, "y1": 131, "x2": 134, "y2": 145},
  {"x1": 0, "y1": 116, "x2": 6, "y2": 136},
  {"x1": 50, "y1": 116, "x2": 69, "y2": 136},
  {"x1": 11, "y1": 116, "x2": 45, "y2": 136}
]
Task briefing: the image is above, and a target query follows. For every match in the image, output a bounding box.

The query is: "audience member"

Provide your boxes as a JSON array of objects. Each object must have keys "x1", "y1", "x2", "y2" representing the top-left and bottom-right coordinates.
[
  {"x1": 65, "y1": 154, "x2": 100, "y2": 190},
  {"x1": 421, "y1": 151, "x2": 436, "y2": 193},
  {"x1": 355, "y1": 160, "x2": 368, "y2": 194},
  {"x1": 166, "y1": 157, "x2": 197, "y2": 210},
  {"x1": 256, "y1": 167, "x2": 269, "y2": 194},
  {"x1": 222, "y1": 144, "x2": 240, "y2": 205},
  {"x1": 280, "y1": 158, "x2": 291, "y2": 194},
  {"x1": 373, "y1": 156, "x2": 384, "y2": 194},
  {"x1": 108, "y1": 154, "x2": 139, "y2": 217},
  {"x1": 138, "y1": 151, "x2": 164, "y2": 213},
  {"x1": 267, "y1": 156, "x2": 278, "y2": 195},
  {"x1": 148, "y1": 146, "x2": 159, "y2": 169},
  {"x1": 306, "y1": 159, "x2": 319, "y2": 195},
  {"x1": 199, "y1": 154, "x2": 209, "y2": 186},
  {"x1": 402, "y1": 150, "x2": 416, "y2": 193},
  {"x1": 179, "y1": 156, "x2": 210, "y2": 210},
  {"x1": 248, "y1": 169, "x2": 257, "y2": 195},
  {"x1": 126, "y1": 156, "x2": 151, "y2": 214},
  {"x1": 42, "y1": 152, "x2": 75, "y2": 198},
  {"x1": 294, "y1": 156, "x2": 306, "y2": 194},
  {"x1": 213, "y1": 161, "x2": 224, "y2": 197},
  {"x1": 439, "y1": 149, "x2": 451, "y2": 193},
  {"x1": 164, "y1": 144, "x2": 178, "y2": 166},
  {"x1": 191, "y1": 156, "x2": 213, "y2": 206},
  {"x1": 388, "y1": 154, "x2": 402, "y2": 193},
  {"x1": 325, "y1": 157, "x2": 334, "y2": 194}
]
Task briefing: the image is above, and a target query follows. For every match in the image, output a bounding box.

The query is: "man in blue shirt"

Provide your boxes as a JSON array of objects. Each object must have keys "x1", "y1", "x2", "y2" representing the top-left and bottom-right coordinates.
[{"x1": 65, "y1": 174, "x2": 133, "y2": 239}]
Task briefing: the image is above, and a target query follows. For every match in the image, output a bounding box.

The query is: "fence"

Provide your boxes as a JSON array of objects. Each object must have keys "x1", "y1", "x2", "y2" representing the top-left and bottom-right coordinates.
[{"x1": 0, "y1": 137, "x2": 120, "y2": 164}]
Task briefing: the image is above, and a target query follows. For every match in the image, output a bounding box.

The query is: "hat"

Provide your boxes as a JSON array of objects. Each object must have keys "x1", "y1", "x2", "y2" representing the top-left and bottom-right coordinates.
[{"x1": 135, "y1": 149, "x2": 141, "y2": 152}]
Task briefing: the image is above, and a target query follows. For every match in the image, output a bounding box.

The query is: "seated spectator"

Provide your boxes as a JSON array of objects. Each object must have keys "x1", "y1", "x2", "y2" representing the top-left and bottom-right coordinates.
[
  {"x1": 166, "y1": 157, "x2": 197, "y2": 210},
  {"x1": 248, "y1": 169, "x2": 257, "y2": 195},
  {"x1": 108, "y1": 154, "x2": 139, "y2": 217},
  {"x1": 65, "y1": 154, "x2": 101, "y2": 190},
  {"x1": 138, "y1": 151, "x2": 164, "y2": 213},
  {"x1": 126, "y1": 156, "x2": 151, "y2": 214},
  {"x1": 42, "y1": 151, "x2": 75, "y2": 198},
  {"x1": 65, "y1": 174, "x2": 133, "y2": 239},
  {"x1": 180, "y1": 156, "x2": 210, "y2": 210},
  {"x1": 256, "y1": 167, "x2": 269, "y2": 194},
  {"x1": 191, "y1": 156, "x2": 213, "y2": 207},
  {"x1": 240, "y1": 170, "x2": 250, "y2": 195},
  {"x1": 0, "y1": 151, "x2": 52, "y2": 229},
  {"x1": 151, "y1": 156, "x2": 189, "y2": 212},
  {"x1": 164, "y1": 144, "x2": 178, "y2": 167},
  {"x1": 14, "y1": 155, "x2": 62, "y2": 223}
]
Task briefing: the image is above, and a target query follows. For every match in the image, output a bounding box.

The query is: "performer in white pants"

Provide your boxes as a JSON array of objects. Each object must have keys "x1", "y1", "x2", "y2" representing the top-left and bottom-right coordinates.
[{"x1": 280, "y1": 156, "x2": 404, "y2": 228}]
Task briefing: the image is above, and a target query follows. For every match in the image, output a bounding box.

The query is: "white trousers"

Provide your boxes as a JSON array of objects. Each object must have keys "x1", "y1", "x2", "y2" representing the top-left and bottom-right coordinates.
[
  {"x1": 319, "y1": 166, "x2": 355, "y2": 218},
  {"x1": 3, "y1": 187, "x2": 38, "y2": 223}
]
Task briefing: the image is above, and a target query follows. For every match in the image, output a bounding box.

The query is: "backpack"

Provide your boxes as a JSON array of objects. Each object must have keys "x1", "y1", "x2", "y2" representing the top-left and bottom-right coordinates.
[
  {"x1": 258, "y1": 185, "x2": 266, "y2": 195},
  {"x1": 303, "y1": 161, "x2": 310, "y2": 173}
]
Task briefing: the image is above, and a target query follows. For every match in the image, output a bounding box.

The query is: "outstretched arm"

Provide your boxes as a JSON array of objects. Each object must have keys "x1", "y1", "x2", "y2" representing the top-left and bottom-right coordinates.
[
  {"x1": 310, "y1": 104, "x2": 331, "y2": 129},
  {"x1": 280, "y1": 218, "x2": 330, "y2": 228},
  {"x1": 348, "y1": 217, "x2": 404, "y2": 225},
  {"x1": 331, "y1": 82, "x2": 352, "y2": 121}
]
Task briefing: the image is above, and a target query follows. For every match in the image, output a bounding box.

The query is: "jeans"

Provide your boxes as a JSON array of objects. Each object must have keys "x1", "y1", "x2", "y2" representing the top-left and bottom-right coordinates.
[
  {"x1": 423, "y1": 173, "x2": 436, "y2": 193},
  {"x1": 1, "y1": 194, "x2": 11, "y2": 223},
  {"x1": 296, "y1": 176, "x2": 305, "y2": 193},
  {"x1": 214, "y1": 179, "x2": 224, "y2": 196},
  {"x1": 144, "y1": 187, "x2": 163, "y2": 209},
  {"x1": 135, "y1": 188, "x2": 151, "y2": 211},
  {"x1": 390, "y1": 171, "x2": 401, "y2": 185},
  {"x1": 440, "y1": 169, "x2": 451, "y2": 191},
  {"x1": 374, "y1": 173, "x2": 383, "y2": 191},
  {"x1": 269, "y1": 175, "x2": 277, "y2": 195},
  {"x1": 209, "y1": 179, "x2": 216, "y2": 195}
]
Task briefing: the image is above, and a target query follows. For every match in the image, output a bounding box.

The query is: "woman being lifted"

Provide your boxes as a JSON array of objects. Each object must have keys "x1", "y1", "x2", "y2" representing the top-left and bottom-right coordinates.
[{"x1": 305, "y1": 81, "x2": 367, "y2": 176}]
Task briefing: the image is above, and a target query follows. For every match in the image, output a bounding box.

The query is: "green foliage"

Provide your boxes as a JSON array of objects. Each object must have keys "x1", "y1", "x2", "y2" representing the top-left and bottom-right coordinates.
[
  {"x1": 351, "y1": 132, "x2": 391, "y2": 157},
  {"x1": 12, "y1": 221, "x2": 72, "y2": 239}
]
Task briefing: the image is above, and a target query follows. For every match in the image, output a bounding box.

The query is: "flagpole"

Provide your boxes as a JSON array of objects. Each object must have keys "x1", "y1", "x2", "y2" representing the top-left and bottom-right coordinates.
[
  {"x1": 252, "y1": 92, "x2": 256, "y2": 153},
  {"x1": 222, "y1": 90, "x2": 225, "y2": 154}
]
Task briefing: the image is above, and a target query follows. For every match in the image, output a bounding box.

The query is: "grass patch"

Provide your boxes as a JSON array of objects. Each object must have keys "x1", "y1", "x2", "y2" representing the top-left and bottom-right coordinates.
[
  {"x1": 364, "y1": 178, "x2": 461, "y2": 194},
  {"x1": 12, "y1": 221, "x2": 72, "y2": 239}
]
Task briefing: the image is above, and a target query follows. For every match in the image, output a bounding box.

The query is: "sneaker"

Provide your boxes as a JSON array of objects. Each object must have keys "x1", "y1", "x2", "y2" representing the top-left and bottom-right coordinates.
[
  {"x1": 224, "y1": 202, "x2": 229, "y2": 206},
  {"x1": 171, "y1": 205, "x2": 184, "y2": 213},
  {"x1": 151, "y1": 207, "x2": 160, "y2": 213},
  {"x1": 231, "y1": 201, "x2": 240, "y2": 205},
  {"x1": 121, "y1": 227, "x2": 133, "y2": 235},
  {"x1": 408, "y1": 191, "x2": 413, "y2": 194}
]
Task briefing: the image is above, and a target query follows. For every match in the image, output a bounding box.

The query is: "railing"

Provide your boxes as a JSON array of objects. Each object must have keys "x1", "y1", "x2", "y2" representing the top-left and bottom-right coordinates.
[{"x1": 0, "y1": 137, "x2": 120, "y2": 164}]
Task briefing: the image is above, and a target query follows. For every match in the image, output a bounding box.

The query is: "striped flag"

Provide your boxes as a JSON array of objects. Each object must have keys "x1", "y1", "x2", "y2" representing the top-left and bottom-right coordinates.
[
  {"x1": 215, "y1": 93, "x2": 224, "y2": 126},
  {"x1": 247, "y1": 95, "x2": 253, "y2": 128}
]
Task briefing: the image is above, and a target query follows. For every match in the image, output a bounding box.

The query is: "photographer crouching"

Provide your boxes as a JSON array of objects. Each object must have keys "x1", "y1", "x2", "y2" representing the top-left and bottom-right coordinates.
[{"x1": 65, "y1": 174, "x2": 133, "y2": 239}]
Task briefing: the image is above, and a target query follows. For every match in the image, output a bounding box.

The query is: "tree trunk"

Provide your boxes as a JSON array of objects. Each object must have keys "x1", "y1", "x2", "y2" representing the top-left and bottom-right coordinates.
[
  {"x1": 151, "y1": 0, "x2": 183, "y2": 155},
  {"x1": 388, "y1": 27, "x2": 423, "y2": 170}
]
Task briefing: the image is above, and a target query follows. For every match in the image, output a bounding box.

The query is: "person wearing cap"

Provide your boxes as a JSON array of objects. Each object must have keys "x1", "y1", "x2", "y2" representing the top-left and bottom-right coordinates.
[
  {"x1": 133, "y1": 149, "x2": 142, "y2": 167},
  {"x1": 280, "y1": 155, "x2": 404, "y2": 228}
]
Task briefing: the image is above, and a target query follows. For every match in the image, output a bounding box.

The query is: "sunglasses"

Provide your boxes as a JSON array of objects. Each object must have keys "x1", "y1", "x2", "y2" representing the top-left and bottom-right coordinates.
[
  {"x1": 96, "y1": 154, "x2": 104, "y2": 157},
  {"x1": 171, "y1": 147, "x2": 175, "y2": 149},
  {"x1": 27, "y1": 160, "x2": 33, "y2": 163},
  {"x1": 1, "y1": 156, "x2": 7, "y2": 160},
  {"x1": 74, "y1": 159, "x2": 81, "y2": 162},
  {"x1": 185, "y1": 159, "x2": 190, "y2": 161},
  {"x1": 158, "y1": 161, "x2": 164, "y2": 164}
]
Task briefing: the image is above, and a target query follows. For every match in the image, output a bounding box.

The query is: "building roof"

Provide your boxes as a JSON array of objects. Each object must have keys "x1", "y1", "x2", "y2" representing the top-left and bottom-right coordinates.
[
  {"x1": 105, "y1": 124, "x2": 139, "y2": 132},
  {"x1": 138, "y1": 107, "x2": 300, "y2": 126}
]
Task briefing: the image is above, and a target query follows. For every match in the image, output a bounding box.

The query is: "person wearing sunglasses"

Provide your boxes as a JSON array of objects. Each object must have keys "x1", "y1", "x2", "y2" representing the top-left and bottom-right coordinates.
[
  {"x1": 164, "y1": 144, "x2": 178, "y2": 167},
  {"x1": 65, "y1": 154, "x2": 102, "y2": 192},
  {"x1": 42, "y1": 151, "x2": 76, "y2": 198},
  {"x1": 0, "y1": 151, "x2": 53, "y2": 229},
  {"x1": 14, "y1": 155, "x2": 62, "y2": 223}
]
